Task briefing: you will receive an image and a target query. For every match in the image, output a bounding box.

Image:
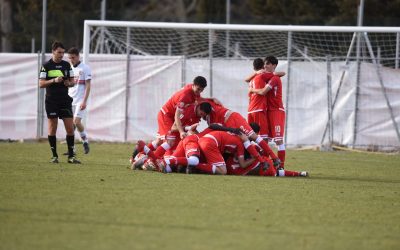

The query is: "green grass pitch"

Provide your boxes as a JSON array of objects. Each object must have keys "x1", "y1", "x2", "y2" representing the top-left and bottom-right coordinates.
[{"x1": 0, "y1": 141, "x2": 399, "y2": 250}]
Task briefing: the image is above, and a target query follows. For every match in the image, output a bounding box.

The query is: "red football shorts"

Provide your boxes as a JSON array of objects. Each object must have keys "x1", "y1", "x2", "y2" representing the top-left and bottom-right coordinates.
[
  {"x1": 247, "y1": 111, "x2": 269, "y2": 139},
  {"x1": 172, "y1": 134, "x2": 200, "y2": 158},
  {"x1": 157, "y1": 110, "x2": 174, "y2": 140},
  {"x1": 267, "y1": 110, "x2": 285, "y2": 141},
  {"x1": 198, "y1": 136, "x2": 225, "y2": 167},
  {"x1": 172, "y1": 140, "x2": 185, "y2": 158}
]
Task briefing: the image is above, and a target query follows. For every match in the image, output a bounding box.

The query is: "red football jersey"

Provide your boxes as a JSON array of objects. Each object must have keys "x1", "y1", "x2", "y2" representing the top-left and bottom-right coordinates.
[
  {"x1": 203, "y1": 131, "x2": 245, "y2": 158},
  {"x1": 248, "y1": 72, "x2": 275, "y2": 113},
  {"x1": 161, "y1": 84, "x2": 200, "y2": 117},
  {"x1": 205, "y1": 101, "x2": 229, "y2": 125},
  {"x1": 180, "y1": 104, "x2": 201, "y2": 127},
  {"x1": 266, "y1": 76, "x2": 284, "y2": 111}
]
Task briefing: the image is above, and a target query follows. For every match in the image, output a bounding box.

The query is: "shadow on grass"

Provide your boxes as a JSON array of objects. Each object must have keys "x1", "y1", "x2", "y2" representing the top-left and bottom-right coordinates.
[{"x1": 0, "y1": 207, "x2": 278, "y2": 234}]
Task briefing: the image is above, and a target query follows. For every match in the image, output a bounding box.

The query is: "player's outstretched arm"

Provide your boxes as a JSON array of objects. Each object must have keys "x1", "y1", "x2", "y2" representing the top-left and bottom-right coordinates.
[
  {"x1": 200, "y1": 97, "x2": 222, "y2": 106},
  {"x1": 238, "y1": 156, "x2": 256, "y2": 169},
  {"x1": 245, "y1": 69, "x2": 265, "y2": 83},
  {"x1": 249, "y1": 84, "x2": 272, "y2": 96},
  {"x1": 245, "y1": 72, "x2": 257, "y2": 83},
  {"x1": 174, "y1": 109, "x2": 187, "y2": 139},
  {"x1": 274, "y1": 71, "x2": 286, "y2": 77}
]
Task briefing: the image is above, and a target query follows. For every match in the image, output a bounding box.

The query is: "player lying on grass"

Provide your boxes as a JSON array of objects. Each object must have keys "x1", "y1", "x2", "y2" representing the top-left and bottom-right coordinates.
[
  {"x1": 132, "y1": 120, "x2": 308, "y2": 177},
  {"x1": 204, "y1": 100, "x2": 280, "y2": 164},
  {"x1": 225, "y1": 122, "x2": 309, "y2": 177},
  {"x1": 133, "y1": 128, "x2": 267, "y2": 175}
]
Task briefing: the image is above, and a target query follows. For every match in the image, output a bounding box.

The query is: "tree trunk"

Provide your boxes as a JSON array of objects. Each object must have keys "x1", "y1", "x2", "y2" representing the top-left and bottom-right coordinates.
[{"x1": 0, "y1": 0, "x2": 12, "y2": 52}]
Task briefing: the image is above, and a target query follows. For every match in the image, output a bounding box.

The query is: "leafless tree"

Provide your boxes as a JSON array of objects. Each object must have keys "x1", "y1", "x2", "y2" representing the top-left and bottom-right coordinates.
[{"x1": 0, "y1": 0, "x2": 12, "y2": 52}]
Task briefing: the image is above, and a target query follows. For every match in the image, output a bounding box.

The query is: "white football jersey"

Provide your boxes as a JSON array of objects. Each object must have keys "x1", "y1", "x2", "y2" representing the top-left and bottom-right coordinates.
[{"x1": 68, "y1": 62, "x2": 92, "y2": 105}]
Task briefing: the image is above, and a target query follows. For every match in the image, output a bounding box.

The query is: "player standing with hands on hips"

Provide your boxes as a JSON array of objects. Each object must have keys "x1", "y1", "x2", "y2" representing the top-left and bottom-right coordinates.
[
  {"x1": 39, "y1": 41, "x2": 81, "y2": 164},
  {"x1": 67, "y1": 47, "x2": 92, "y2": 154}
]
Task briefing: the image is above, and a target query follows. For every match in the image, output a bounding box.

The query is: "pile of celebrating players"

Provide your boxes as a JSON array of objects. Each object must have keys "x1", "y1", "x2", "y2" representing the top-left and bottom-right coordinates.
[{"x1": 130, "y1": 57, "x2": 309, "y2": 177}]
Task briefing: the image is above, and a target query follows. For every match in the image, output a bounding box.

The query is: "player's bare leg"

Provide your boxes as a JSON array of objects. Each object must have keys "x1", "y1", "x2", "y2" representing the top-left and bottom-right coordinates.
[
  {"x1": 275, "y1": 139, "x2": 285, "y2": 168},
  {"x1": 196, "y1": 163, "x2": 227, "y2": 175},
  {"x1": 277, "y1": 168, "x2": 309, "y2": 177},
  {"x1": 74, "y1": 116, "x2": 89, "y2": 154},
  {"x1": 249, "y1": 133, "x2": 279, "y2": 160}
]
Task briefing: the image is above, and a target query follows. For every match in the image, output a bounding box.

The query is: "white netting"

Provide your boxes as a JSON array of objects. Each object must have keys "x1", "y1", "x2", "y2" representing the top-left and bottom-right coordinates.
[{"x1": 88, "y1": 25, "x2": 399, "y2": 67}]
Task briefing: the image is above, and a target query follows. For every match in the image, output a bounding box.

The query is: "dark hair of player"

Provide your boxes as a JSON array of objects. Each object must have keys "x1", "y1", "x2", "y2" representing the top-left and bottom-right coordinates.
[
  {"x1": 264, "y1": 56, "x2": 278, "y2": 66},
  {"x1": 193, "y1": 76, "x2": 207, "y2": 88},
  {"x1": 198, "y1": 101, "x2": 212, "y2": 114},
  {"x1": 52, "y1": 41, "x2": 65, "y2": 51},
  {"x1": 249, "y1": 122, "x2": 261, "y2": 134},
  {"x1": 253, "y1": 58, "x2": 264, "y2": 70},
  {"x1": 67, "y1": 47, "x2": 80, "y2": 55}
]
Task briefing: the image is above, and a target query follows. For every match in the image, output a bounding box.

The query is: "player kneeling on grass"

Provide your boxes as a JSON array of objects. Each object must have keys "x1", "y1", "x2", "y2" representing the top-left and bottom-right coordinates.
[
  {"x1": 130, "y1": 102, "x2": 211, "y2": 171},
  {"x1": 194, "y1": 129, "x2": 269, "y2": 175}
]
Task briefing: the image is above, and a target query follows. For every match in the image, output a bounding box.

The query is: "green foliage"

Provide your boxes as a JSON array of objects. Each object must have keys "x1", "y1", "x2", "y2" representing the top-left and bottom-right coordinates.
[
  {"x1": 1, "y1": 0, "x2": 400, "y2": 51},
  {"x1": 0, "y1": 142, "x2": 400, "y2": 250}
]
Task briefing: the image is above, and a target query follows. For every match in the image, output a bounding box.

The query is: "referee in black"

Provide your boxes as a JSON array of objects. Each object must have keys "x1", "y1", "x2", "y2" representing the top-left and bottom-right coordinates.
[{"x1": 39, "y1": 41, "x2": 81, "y2": 164}]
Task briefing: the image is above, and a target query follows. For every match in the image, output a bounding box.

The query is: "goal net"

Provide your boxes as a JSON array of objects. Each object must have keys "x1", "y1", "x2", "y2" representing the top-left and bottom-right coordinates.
[{"x1": 82, "y1": 21, "x2": 400, "y2": 151}]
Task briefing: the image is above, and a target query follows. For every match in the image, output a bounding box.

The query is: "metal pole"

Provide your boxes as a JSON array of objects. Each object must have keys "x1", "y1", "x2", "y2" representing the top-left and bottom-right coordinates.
[
  {"x1": 82, "y1": 22, "x2": 90, "y2": 64},
  {"x1": 31, "y1": 38, "x2": 35, "y2": 53},
  {"x1": 209, "y1": 29, "x2": 213, "y2": 97},
  {"x1": 326, "y1": 55, "x2": 333, "y2": 148},
  {"x1": 181, "y1": 55, "x2": 186, "y2": 87},
  {"x1": 358, "y1": 0, "x2": 365, "y2": 27},
  {"x1": 234, "y1": 42, "x2": 240, "y2": 58},
  {"x1": 41, "y1": 0, "x2": 47, "y2": 64},
  {"x1": 353, "y1": 36, "x2": 361, "y2": 149},
  {"x1": 303, "y1": 46, "x2": 308, "y2": 60},
  {"x1": 37, "y1": 0, "x2": 47, "y2": 139},
  {"x1": 167, "y1": 43, "x2": 172, "y2": 56},
  {"x1": 124, "y1": 27, "x2": 131, "y2": 142},
  {"x1": 284, "y1": 31, "x2": 292, "y2": 145},
  {"x1": 225, "y1": 0, "x2": 231, "y2": 58},
  {"x1": 396, "y1": 32, "x2": 399, "y2": 69},
  {"x1": 320, "y1": 32, "x2": 357, "y2": 144},
  {"x1": 352, "y1": 1, "x2": 364, "y2": 148},
  {"x1": 99, "y1": 0, "x2": 106, "y2": 54},
  {"x1": 36, "y1": 51, "x2": 42, "y2": 139}
]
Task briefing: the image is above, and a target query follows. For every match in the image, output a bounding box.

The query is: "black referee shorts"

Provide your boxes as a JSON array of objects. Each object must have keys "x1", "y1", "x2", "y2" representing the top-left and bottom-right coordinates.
[{"x1": 45, "y1": 98, "x2": 73, "y2": 119}]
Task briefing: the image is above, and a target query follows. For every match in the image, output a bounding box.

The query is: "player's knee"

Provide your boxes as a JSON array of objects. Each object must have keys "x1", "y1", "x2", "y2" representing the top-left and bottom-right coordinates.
[
  {"x1": 73, "y1": 118, "x2": 81, "y2": 126},
  {"x1": 215, "y1": 165, "x2": 227, "y2": 175},
  {"x1": 65, "y1": 128, "x2": 75, "y2": 135}
]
